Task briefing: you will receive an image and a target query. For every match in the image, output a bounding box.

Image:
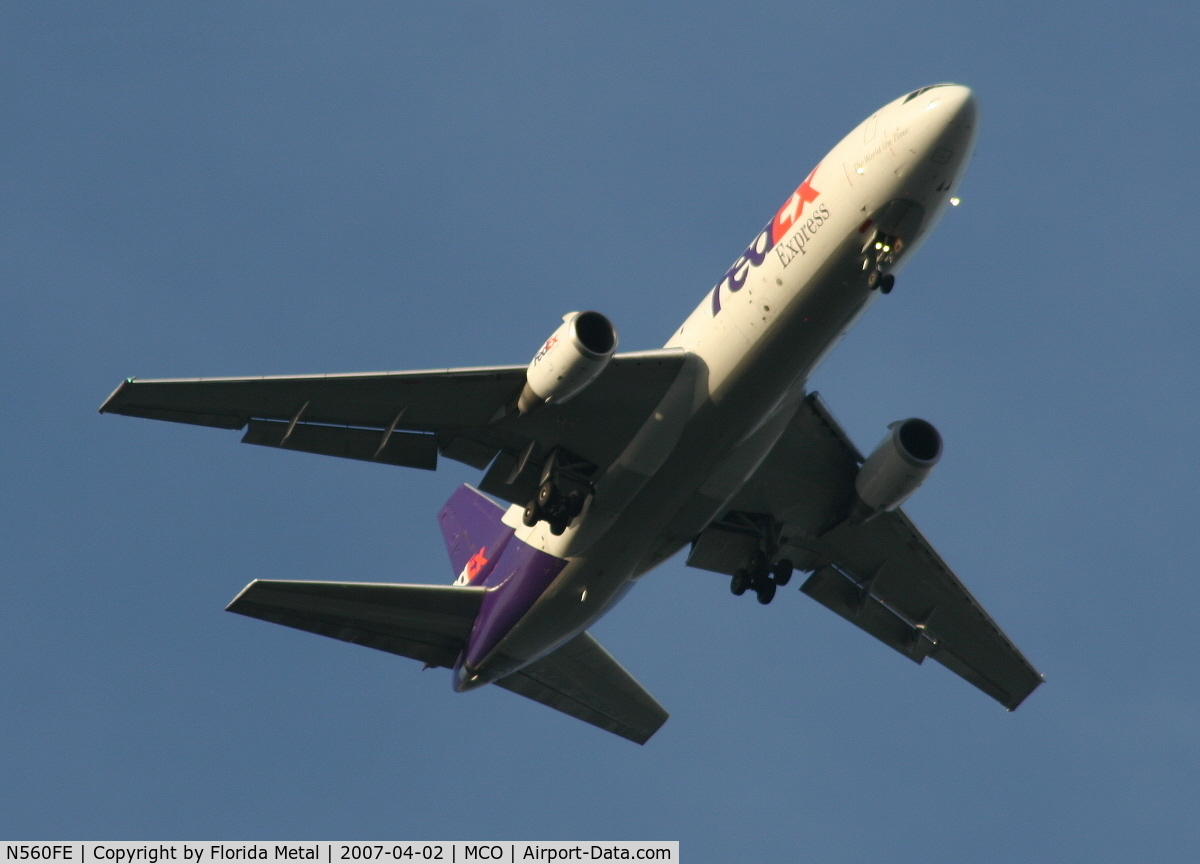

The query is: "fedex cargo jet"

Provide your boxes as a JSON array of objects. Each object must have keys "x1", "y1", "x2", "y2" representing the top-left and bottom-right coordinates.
[{"x1": 101, "y1": 84, "x2": 1041, "y2": 744}]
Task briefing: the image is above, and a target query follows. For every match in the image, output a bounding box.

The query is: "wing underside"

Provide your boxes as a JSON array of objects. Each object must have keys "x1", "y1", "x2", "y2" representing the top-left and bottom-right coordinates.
[
  {"x1": 99, "y1": 349, "x2": 687, "y2": 505},
  {"x1": 692, "y1": 392, "x2": 1042, "y2": 710}
]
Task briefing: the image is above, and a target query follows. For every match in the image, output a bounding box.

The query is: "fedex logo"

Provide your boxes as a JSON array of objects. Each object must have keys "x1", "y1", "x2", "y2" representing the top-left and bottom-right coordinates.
[
  {"x1": 711, "y1": 164, "x2": 822, "y2": 315},
  {"x1": 454, "y1": 547, "x2": 491, "y2": 586},
  {"x1": 532, "y1": 335, "x2": 558, "y2": 365}
]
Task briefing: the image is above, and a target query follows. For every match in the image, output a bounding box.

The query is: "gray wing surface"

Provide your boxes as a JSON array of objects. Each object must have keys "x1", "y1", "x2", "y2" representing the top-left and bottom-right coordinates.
[
  {"x1": 495, "y1": 632, "x2": 669, "y2": 745},
  {"x1": 227, "y1": 580, "x2": 486, "y2": 668},
  {"x1": 100, "y1": 349, "x2": 686, "y2": 504},
  {"x1": 696, "y1": 392, "x2": 1042, "y2": 711},
  {"x1": 227, "y1": 580, "x2": 666, "y2": 743}
]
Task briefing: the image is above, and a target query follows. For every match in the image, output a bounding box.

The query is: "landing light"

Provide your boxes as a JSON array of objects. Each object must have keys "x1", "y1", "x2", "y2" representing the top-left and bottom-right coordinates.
[
  {"x1": 950, "y1": 197, "x2": 961, "y2": 206},
  {"x1": 927, "y1": 100, "x2": 939, "y2": 110}
]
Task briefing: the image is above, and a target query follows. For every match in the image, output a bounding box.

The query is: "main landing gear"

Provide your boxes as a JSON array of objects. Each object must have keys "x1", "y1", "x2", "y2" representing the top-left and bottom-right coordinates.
[
  {"x1": 523, "y1": 479, "x2": 586, "y2": 535},
  {"x1": 729, "y1": 552, "x2": 794, "y2": 605},
  {"x1": 521, "y1": 448, "x2": 592, "y2": 536}
]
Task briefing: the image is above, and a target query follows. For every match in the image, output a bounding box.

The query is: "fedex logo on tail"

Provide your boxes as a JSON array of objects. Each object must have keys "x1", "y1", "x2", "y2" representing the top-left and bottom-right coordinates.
[
  {"x1": 711, "y1": 164, "x2": 823, "y2": 315},
  {"x1": 456, "y1": 547, "x2": 491, "y2": 586},
  {"x1": 437, "y1": 484, "x2": 514, "y2": 587}
]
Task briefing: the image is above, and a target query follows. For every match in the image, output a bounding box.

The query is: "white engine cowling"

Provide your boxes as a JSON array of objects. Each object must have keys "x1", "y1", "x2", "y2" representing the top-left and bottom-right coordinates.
[
  {"x1": 518, "y1": 311, "x2": 618, "y2": 413},
  {"x1": 854, "y1": 418, "x2": 942, "y2": 516}
]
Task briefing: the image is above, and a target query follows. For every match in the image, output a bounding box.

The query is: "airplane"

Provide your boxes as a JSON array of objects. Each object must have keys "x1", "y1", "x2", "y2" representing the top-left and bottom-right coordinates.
[{"x1": 100, "y1": 83, "x2": 1041, "y2": 744}]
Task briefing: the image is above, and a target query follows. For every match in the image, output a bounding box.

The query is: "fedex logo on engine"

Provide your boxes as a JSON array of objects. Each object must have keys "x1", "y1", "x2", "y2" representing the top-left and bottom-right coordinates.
[
  {"x1": 532, "y1": 335, "x2": 558, "y2": 365},
  {"x1": 711, "y1": 164, "x2": 824, "y2": 315}
]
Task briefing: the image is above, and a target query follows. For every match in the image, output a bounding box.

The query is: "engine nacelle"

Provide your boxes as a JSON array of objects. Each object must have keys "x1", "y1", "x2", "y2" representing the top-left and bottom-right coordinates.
[
  {"x1": 854, "y1": 418, "x2": 942, "y2": 517},
  {"x1": 518, "y1": 310, "x2": 618, "y2": 413}
]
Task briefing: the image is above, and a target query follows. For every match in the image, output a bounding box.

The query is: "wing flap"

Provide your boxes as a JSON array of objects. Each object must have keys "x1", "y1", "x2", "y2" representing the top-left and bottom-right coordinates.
[
  {"x1": 227, "y1": 580, "x2": 485, "y2": 669},
  {"x1": 242, "y1": 419, "x2": 439, "y2": 470},
  {"x1": 800, "y1": 564, "x2": 935, "y2": 664},
  {"x1": 495, "y1": 632, "x2": 668, "y2": 745}
]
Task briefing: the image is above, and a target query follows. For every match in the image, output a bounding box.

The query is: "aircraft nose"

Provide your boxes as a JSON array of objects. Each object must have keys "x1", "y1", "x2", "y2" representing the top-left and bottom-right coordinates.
[
  {"x1": 906, "y1": 83, "x2": 976, "y2": 128},
  {"x1": 913, "y1": 84, "x2": 978, "y2": 169},
  {"x1": 933, "y1": 85, "x2": 977, "y2": 128}
]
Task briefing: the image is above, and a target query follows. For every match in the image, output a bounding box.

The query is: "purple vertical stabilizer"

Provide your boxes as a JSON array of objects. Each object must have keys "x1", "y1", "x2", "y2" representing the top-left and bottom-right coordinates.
[
  {"x1": 437, "y1": 484, "x2": 514, "y2": 586},
  {"x1": 460, "y1": 537, "x2": 568, "y2": 672}
]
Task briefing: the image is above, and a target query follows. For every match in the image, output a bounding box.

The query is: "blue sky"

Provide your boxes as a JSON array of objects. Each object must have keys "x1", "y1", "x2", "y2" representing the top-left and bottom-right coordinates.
[{"x1": 3, "y1": 2, "x2": 1199, "y2": 860}]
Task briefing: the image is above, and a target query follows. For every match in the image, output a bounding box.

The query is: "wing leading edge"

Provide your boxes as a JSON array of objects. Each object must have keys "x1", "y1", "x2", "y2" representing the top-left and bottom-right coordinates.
[{"x1": 693, "y1": 392, "x2": 1042, "y2": 711}]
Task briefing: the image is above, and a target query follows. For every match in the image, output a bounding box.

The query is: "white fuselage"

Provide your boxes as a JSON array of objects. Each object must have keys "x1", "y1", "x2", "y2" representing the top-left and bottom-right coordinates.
[{"x1": 463, "y1": 85, "x2": 979, "y2": 686}]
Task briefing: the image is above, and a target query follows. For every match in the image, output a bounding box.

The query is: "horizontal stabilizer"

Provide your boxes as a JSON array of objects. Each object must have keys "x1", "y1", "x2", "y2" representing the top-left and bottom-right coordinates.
[
  {"x1": 496, "y1": 632, "x2": 668, "y2": 745},
  {"x1": 227, "y1": 580, "x2": 484, "y2": 669}
]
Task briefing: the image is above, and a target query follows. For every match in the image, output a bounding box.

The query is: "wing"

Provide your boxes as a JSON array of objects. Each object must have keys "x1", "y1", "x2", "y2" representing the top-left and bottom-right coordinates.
[
  {"x1": 690, "y1": 392, "x2": 1042, "y2": 711},
  {"x1": 100, "y1": 349, "x2": 686, "y2": 504},
  {"x1": 226, "y1": 579, "x2": 486, "y2": 668},
  {"x1": 495, "y1": 631, "x2": 669, "y2": 745}
]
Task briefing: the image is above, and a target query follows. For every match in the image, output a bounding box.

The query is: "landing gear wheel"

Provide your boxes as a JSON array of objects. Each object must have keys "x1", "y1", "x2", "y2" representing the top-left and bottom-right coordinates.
[
  {"x1": 867, "y1": 269, "x2": 880, "y2": 289},
  {"x1": 771, "y1": 559, "x2": 794, "y2": 586},
  {"x1": 537, "y1": 480, "x2": 560, "y2": 509},
  {"x1": 522, "y1": 500, "x2": 541, "y2": 527},
  {"x1": 879, "y1": 274, "x2": 895, "y2": 294},
  {"x1": 731, "y1": 569, "x2": 750, "y2": 596},
  {"x1": 548, "y1": 518, "x2": 568, "y2": 536},
  {"x1": 756, "y1": 580, "x2": 777, "y2": 605},
  {"x1": 564, "y1": 490, "x2": 586, "y2": 519}
]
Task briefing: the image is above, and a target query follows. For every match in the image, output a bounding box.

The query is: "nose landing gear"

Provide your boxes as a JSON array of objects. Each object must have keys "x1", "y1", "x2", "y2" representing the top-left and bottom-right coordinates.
[{"x1": 863, "y1": 230, "x2": 901, "y2": 294}]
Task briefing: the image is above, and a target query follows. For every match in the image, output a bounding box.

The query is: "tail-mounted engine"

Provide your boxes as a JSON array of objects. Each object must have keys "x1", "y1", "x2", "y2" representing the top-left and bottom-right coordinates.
[
  {"x1": 518, "y1": 311, "x2": 617, "y2": 414},
  {"x1": 853, "y1": 418, "x2": 942, "y2": 519}
]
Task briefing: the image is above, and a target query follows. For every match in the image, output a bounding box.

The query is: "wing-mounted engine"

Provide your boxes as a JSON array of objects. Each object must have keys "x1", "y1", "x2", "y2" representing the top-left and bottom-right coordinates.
[
  {"x1": 518, "y1": 311, "x2": 617, "y2": 414},
  {"x1": 852, "y1": 418, "x2": 942, "y2": 520}
]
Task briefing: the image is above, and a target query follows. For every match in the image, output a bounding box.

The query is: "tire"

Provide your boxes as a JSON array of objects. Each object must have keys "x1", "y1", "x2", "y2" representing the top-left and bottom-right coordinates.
[
  {"x1": 756, "y1": 581, "x2": 777, "y2": 605},
  {"x1": 731, "y1": 569, "x2": 750, "y2": 596},
  {"x1": 565, "y1": 491, "x2": 586, "y2": 518},
  {"x1": 771, "y1": 559, "x2": 794, "y2": 586},
  {"x1": 880, "y1": 274, "x2": 895, "y2": 294},
  {"x1": 522, "y1": 500, "x2": 540, "y2": 527},
  {"x1": 549, "y1": 519, "x2": 567, "y2": 536},
  {"x1": 537, "y1": 480, "x2": 559, "y2": 509}
]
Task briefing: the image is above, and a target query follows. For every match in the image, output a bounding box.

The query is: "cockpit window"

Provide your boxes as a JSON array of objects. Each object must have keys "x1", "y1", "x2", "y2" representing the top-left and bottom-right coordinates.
[{"x1": 903, "y1": 83, "x2": 956, "y2": 104}]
